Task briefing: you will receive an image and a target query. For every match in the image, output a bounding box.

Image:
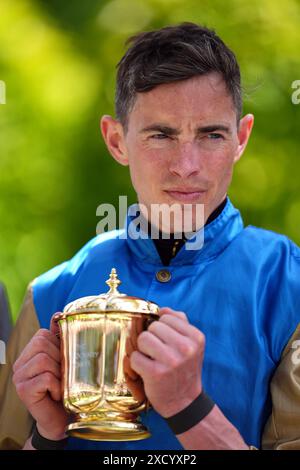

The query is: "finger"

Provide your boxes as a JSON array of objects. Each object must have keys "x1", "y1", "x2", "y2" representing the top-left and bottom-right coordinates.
[
  {"x1": 36, "y1": 328, "x2": 60, "y2": 347},
  {"x1": 130, "y1": 350, "x2": 164, "y2": 378},
  {"x1": 159, "y1": 314, "x2": 204, "y2": 345},
  {"x1": 13, "y1": 352, "x2": 61, "y2": 384},
  {"x1": 159, "y1": 307, "x2": 189, "y2": 322},
  {"x1": 130, "y1": 350, "x2": 152, "y2": 378},
  {"x1": 123, "y1": 354, "x2": 139, "y2": 381},
  {"x1": 125, "y1": 375, "x2": 146, "y2": 403},
  {"x1": 13, "y1": 331, "x2": 60, "y2": 372},
  {"x1": 137, "y1": 330, "x2": 175, "y2": 364},
  {"x1": 15, "y1": 371, "x2": 62, "y2": 405},
  {"x1": 148, "y1": 320, "x2": 190, "y2": 347},
  {"x1": 131, "y1": 317, "x2": 144, "y2": 346},
  {"x1": 15, "y1": 375, "x2": 68, "y2": 439},
  {"x1": 125, "y1": 317, "x2": 145, "y2": 356},
  {"x1": 50, "y1": 313, "x2": 63, "y2": 337}
]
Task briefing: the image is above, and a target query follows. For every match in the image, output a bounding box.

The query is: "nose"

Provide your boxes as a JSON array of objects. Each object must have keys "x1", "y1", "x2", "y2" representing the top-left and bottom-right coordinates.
[{"x1": 168, "y1": 142, "x2": 201, "y2": 179}]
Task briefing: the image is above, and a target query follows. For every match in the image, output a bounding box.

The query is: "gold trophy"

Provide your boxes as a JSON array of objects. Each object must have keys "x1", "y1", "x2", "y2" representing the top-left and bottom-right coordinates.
[{"x1": 53, "y1": 268, "x2": 159, "y2": 441}]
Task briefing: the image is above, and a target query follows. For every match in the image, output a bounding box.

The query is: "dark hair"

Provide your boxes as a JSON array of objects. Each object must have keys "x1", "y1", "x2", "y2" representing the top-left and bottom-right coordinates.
[{"x1": 115, "y1": 22, "x2": 242, "y2": 130}]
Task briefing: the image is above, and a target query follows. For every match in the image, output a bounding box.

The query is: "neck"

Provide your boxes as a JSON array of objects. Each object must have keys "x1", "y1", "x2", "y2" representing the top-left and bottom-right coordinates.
[
  {"x1": 147, "y1": 196, "x2": 228, "y2": 240},
  {"x1": 148, "y1": 197, "x2": 228, "y2": 266}
]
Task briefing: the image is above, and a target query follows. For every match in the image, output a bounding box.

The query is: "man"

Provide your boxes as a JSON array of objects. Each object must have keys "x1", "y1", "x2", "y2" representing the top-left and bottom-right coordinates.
[{"x1": 0, "y1": 22, "x2": 300, "y2": 450}]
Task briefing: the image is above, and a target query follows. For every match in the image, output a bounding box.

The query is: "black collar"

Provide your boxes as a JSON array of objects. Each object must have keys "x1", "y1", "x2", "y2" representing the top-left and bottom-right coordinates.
[{"x1": 151, "y1": 197, "x2": 228, "y2": 266}]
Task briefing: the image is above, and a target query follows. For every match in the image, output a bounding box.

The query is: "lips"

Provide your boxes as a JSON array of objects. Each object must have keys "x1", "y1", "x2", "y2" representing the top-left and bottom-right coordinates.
[{"x1": 164, "y1": 189, "x2": 206, "y2": 203}]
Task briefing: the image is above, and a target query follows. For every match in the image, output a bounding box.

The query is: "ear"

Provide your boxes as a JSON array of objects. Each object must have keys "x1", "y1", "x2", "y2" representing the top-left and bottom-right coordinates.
[
  {"x1": 100, "y1": 115, "x2": 129, "y2": 166},
  {"x1": 234, "y1": 114, "x2": 254, "y2": 163}
]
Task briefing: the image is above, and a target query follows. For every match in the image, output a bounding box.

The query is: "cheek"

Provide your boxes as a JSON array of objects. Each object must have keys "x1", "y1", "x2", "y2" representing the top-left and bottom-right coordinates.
[
  {"x1": 141, "y1": 144, "x2": 169, "y2": 163},
  {"x1": 127, "y1": 148, "x2": 164, "y2": 197},
  {"x1": 206, "y1": 149, "x2": 235, "y2": 185},
  {"x1": 129, "y1": 146, "x2": 167, "y2": 175}
]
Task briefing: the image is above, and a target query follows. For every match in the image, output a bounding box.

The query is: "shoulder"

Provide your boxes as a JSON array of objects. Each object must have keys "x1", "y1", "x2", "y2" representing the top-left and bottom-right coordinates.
[
  {"x1": 236, "y1": 225, "x2": 300, "y2": 294},
  {"x1": 236, "y1": 224, "x2": 300, "y2": 260},
  {"x1": 32, "y1": 229, "x2": 126, "y2": 324},
  {"x1": 35, "y1": 229, "x2": 125, "y2": 285},
  {"x1": 240, "y1": 226, "x2": 300, "y2": 360}
]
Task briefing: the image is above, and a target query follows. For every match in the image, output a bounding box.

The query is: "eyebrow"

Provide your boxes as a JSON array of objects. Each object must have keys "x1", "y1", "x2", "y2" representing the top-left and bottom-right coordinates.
[
  {"x1": 139, "y1": 124, "x2": 180, "y2": 136},
  {"x1": 197, "y1": 124, "x2": 231, "y2": 134},
  {"x1": 139, "y1": 123, "x2": 231, "y2": 135}
]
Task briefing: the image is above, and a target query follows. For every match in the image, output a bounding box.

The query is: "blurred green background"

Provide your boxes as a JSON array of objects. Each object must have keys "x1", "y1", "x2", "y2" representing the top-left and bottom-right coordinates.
[{"x1": 0, "y1": 0, "x2": 300, "y2": 320}]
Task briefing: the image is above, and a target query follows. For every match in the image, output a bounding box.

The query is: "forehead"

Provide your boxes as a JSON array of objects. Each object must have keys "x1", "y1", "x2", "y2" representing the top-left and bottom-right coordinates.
[{"x1": 128, "y1": 73, "x2": 236, "y2": 128}]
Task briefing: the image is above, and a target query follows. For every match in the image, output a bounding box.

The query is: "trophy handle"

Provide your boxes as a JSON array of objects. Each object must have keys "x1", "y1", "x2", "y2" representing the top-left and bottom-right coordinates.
[{"x1": 108, "y1": 397, "x2": 149, "y2": 414}]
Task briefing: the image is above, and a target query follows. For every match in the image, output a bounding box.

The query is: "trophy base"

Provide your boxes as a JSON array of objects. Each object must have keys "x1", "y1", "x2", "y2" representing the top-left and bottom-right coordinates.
[{"x1": 66, "y1": 416, "x2": 151, "y2": 441}]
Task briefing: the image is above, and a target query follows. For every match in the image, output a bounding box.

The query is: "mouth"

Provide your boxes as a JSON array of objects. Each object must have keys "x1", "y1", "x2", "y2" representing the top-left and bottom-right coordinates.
[{"x1": 164, "y1": 189, "x2": 207, "y2": 203}]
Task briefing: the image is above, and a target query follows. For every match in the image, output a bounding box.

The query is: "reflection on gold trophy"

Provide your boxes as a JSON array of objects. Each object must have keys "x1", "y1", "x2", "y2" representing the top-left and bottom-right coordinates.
[{"x1": 53, "y1": 268, "x2": 159, "y2": 441}]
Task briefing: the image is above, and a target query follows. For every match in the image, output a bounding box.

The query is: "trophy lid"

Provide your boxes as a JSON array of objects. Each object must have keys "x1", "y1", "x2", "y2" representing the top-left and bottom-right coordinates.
[{"x1": 57, "y1": 268, "x2": 159, "y2": 319}]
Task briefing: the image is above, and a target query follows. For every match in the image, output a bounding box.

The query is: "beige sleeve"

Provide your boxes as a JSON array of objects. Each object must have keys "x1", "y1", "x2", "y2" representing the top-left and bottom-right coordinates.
[
  {"x1": 0, "y1": 284, "x2": 40, "y2": 450},
  {"x1": 262, "y1": 323, "x2": 300, "y2": 450}
]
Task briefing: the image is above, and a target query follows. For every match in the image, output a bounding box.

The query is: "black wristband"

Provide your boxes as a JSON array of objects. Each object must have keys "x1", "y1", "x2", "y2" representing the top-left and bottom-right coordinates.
[
  {"x1": 165, "y1": 391, "x2": 215, "y2": 435},
  {"x1": 31, "y1": 424, "x2": 69, "y2": 450}
]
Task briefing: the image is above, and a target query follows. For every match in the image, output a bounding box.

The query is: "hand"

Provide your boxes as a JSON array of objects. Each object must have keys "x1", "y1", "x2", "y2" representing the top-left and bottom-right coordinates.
[
  {"x1": 123, "y1": 317, "x2": 146, "y2": 404},
  {"x1": 130, "y1": 307, "x2": 205, "y2": 418},
  {"x1": 13, "y1": 314, "x2": 68, "y2": 440}
]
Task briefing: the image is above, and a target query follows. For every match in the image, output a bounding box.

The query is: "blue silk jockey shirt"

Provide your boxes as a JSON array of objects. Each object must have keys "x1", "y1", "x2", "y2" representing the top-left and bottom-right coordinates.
[{"x1": 32, "y1": 198, "x2": 300, "y2": 450}]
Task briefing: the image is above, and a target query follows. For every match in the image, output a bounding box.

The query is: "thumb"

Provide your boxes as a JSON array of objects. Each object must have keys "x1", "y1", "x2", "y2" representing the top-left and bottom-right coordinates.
[{"x1": 50, "y1": 312, "x2": 63, "y2": 337}]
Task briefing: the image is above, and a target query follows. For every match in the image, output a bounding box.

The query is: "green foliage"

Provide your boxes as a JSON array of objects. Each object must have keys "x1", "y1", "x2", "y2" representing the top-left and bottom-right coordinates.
[{"x1": 0, "y1": 0, "x2": 300, "y2": 319}]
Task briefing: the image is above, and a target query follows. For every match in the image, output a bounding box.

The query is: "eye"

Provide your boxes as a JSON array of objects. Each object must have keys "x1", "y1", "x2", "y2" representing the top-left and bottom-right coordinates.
[
  {"x1": 150, "y1": 133, "x2": 169, "y2": 140},
  {"x1": 207, "y1": 133, "x2": 224, "y2": 140}
]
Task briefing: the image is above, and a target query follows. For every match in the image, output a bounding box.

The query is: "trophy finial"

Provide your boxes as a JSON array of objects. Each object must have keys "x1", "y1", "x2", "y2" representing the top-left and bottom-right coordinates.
[{"x1": 106, "y1": 268, "x2": 121, "y2": 295}]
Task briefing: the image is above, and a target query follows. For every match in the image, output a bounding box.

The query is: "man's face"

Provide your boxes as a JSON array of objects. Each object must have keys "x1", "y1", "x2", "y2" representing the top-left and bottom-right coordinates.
[{"x1": 102, "y1": 73, "x2": 253, "y2": 231}]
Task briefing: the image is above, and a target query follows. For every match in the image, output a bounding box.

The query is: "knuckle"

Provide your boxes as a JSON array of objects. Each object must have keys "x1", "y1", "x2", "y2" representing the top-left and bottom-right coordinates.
[
  {"x1": 36, "y1": 352, "x2": 51, "y2": 369},
  {"x1": 197, "y1": 331, "x2": 206, "y2": 349},
  {"x1": 177, "y1": 310, "x2": 188, "y2": 320},
  {"x1": 179, "y1": 340, "x2": 196, "y2": 357},
  {"x1": 152, "y1": 363, "x2": 165, "y2": 379},
  {"x1": 189, "y1": 326, "x2": 205, "y2": 348},
  {"x1": 42, "y1": 372, "x2": 55, "y2": 388},
  {"x1": 15, "y1": 381, "x2": 26, "y2": 399},
  {"x1": 37, "y1": 329, "x2": 51, "y2": 338},
  {"x1": 33, "y1": 335, "x2": 47, "y2": 351},
  {"x1": 168, "y1": 354, "x2": 180, "y2": 369}
]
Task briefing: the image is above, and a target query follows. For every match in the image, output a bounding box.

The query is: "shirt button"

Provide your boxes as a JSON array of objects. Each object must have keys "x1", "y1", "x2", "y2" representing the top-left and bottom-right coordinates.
[{"x1": 156, "y1": 269, "x2": 171, "y2": 283}]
